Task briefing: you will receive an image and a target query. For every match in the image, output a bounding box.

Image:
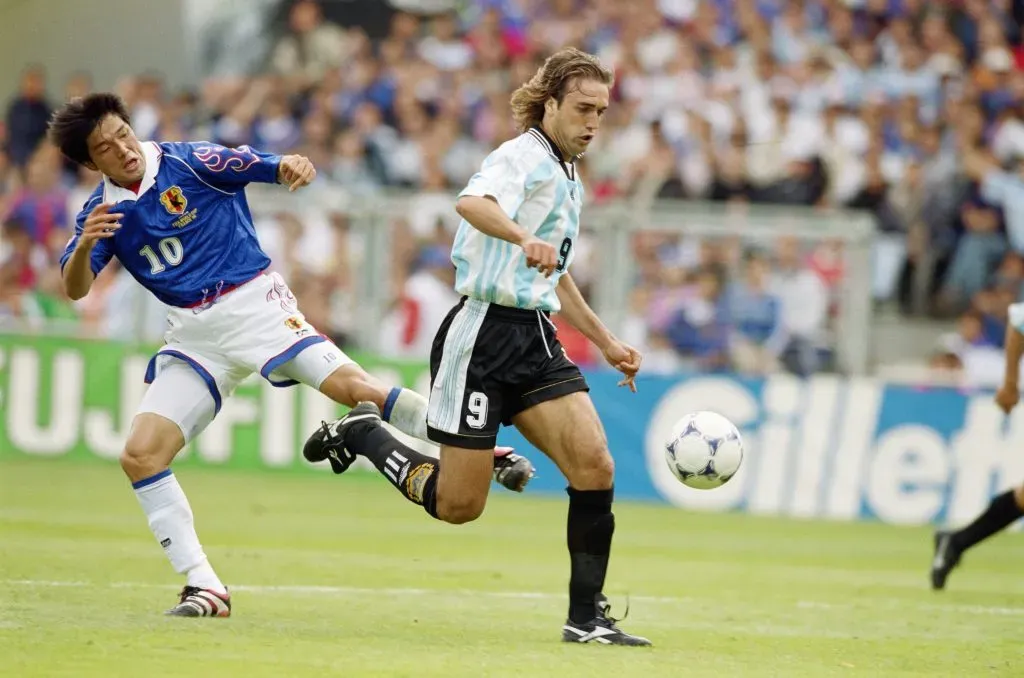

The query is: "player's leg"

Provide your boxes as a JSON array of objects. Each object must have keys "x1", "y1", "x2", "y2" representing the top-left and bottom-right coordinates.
[
  {"x1": 127, "y1": 358, "x2": 231, "y2": 617},
  {"x1": 931, "y1": 483, "x2": 1024, "y2": 590},
  {"x1": 308, "y1": 401, "x2": 493, "y2": 523},
  {"x1": 315, "y1": 360, "x2": 440, "y2": 451},
  {"x1": 511, "y1": 387, "x2": 650, "y2": 646},
  {"x1": 271, "y1": 337, "x2": 533, "y2": 492},
  {"x1": 303, "y1": 299, "x2": 504, "y2": 522}
]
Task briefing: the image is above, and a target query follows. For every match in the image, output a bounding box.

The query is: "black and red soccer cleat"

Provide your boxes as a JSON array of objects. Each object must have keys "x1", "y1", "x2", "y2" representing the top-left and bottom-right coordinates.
[
  {"x1": 165, "y1": 586, "x2": 231, "y2": 617},
  {"x1": 492, "y1": 447, "x2": 535, "y2": 492}
]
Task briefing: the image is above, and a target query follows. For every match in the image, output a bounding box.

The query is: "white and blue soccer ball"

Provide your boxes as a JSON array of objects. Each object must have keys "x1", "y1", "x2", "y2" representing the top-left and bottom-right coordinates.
[{"x1": 664, "y1": 411, "x2": 744, "y2": 490}]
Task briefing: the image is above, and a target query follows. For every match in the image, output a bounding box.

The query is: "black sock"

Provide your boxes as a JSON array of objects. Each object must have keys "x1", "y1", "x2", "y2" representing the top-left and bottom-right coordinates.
[
  {"x1": 345, "y1": 421, "x2": 441, "y2": 519},
  {"x1": 566, "y1": 486, "x2": 615, "y2": 624},
  {"x1": 953, "y1": 490, "x2": 1024, "y2": 551}
]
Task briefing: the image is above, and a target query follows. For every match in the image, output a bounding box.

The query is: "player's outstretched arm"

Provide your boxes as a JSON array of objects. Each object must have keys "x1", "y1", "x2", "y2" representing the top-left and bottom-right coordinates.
[
  {"x1": 177, "y1": 142, "x2": 311, "y2": 190},
  {"x1": 997, "y1": 311, "x2": 1024, "y2": 414},
  {"x1": 455, "y1": 196, "x2": 559, "y2": 276},
  {"x1": 556, "y1": 272, "x2": 642, "y2": 392},
  {"x1": 62, "y1": 202, "x2": 120, "y2": 300}
]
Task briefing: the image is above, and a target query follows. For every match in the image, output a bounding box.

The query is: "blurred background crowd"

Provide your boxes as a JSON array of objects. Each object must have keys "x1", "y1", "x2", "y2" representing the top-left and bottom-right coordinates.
[{"x1": 2, "y1": 0, "x2": 1024, "y2": 383}]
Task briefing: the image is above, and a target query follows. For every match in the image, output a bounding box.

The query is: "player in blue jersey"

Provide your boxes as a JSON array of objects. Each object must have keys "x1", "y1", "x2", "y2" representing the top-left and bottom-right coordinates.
[
  {"x1": 303, "y1": 49, "x2": 650, "y2": 645},
  {"x1": 49, "y1": 93, "x2": 535, "y2": 617}
]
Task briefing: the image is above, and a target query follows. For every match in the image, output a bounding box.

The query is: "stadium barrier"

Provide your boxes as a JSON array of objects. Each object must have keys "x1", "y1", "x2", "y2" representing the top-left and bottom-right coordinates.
[{"x1": 2, "y1": 333, "x2": 1014, "y2": 527}]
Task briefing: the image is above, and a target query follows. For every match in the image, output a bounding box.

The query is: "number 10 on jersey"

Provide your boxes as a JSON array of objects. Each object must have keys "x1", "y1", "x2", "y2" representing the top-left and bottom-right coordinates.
[{"x1": 139, "y1": 237, "x2": 184, "y2": 274}]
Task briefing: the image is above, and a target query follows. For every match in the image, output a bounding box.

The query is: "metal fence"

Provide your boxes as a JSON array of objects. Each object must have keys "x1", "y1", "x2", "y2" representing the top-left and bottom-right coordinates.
[
  {"x1": 7, "y1": 185, "x2": 876, "y2": 374},
  {"x1": 583, "y1": 199, "x2": 875, "y2": 375}
]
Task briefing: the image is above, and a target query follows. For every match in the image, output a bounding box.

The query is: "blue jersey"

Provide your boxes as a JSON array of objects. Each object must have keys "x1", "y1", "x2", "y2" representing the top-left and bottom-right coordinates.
[{"x1": 60, "y1": 141, "x2": 281, "y2": 308}]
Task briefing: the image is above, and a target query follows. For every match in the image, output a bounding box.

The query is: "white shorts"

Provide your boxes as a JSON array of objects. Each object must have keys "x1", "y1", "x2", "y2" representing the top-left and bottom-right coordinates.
[{"x1": 138, "y1": 271, "x2": 353, "y2": 442}]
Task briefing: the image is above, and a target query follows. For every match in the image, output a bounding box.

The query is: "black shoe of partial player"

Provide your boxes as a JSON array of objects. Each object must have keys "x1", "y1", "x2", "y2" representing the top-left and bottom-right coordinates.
[
  {"x1": 302, "y1": 402, "x2": 382, "y2": 474},
  {"x1": 561, "y1": 595, "x2": 652, "y2": 646},
  {"x1": 165, "y1": 586, "x2": 231, "y2": 617},
  {"x1": 493, "y1": 447, "x2": 535, "y2": 492},
  {"x1": 931, "y1": 531, "x2": 963, "y2": 591}
]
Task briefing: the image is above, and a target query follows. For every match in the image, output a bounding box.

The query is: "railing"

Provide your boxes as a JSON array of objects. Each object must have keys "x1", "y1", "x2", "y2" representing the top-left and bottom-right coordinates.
[{"x1": 10, "y1": 186, "x2": 876, "y2": 374}]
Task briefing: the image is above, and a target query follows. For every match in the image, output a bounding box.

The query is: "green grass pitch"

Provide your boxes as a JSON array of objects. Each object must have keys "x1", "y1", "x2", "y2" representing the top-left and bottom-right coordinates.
[{"x1": 1, "y1": 456, "x2": 1023, "y2": 677}]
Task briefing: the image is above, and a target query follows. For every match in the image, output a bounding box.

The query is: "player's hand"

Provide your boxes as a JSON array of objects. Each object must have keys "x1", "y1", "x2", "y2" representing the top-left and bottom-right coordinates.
[
  {"x1": 519, "y1": 235, "x2": 558, "y2": 277},
  {"x1": 996, "y1": 385, "x2": 1019, "y2": 414},
  {"x1": 77, "y1": 202, "x2": 123, "y2": 249},
  {"x1": 278, "y1": 155, "x2": 317, "y2": 192},
  {"x1": 602, "y1": 340, "x2": 642, "y2": 393}
]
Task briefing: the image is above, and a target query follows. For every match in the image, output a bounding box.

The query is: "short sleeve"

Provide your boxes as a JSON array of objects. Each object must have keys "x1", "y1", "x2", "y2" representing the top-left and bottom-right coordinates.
[{"x1": 459, "y1": 149, "x2": 549, "y2": 218}]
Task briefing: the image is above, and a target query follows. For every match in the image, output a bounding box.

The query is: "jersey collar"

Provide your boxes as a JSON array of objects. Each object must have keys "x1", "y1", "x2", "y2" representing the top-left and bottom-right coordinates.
[
  {"x1": 103, "y1": 141, "x2": 162, "y2": 204},
  {"x1": 529, "y1": 126, "x2": 577, "y2": 181}
]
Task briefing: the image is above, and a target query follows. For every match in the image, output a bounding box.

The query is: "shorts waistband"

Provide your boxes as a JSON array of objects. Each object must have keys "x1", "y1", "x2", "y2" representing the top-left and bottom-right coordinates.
[
  {"x1": 181, "y1": 271, "x2": 266, "y2": 309},
  {"x1": 460, "y1": 296, "x2": 551, "y2": 324}
]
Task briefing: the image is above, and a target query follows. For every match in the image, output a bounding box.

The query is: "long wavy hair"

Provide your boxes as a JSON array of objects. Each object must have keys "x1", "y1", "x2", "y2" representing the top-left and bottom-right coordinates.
[{"x1": 510, "y1": 48, "x2": 614, "y2": 133}]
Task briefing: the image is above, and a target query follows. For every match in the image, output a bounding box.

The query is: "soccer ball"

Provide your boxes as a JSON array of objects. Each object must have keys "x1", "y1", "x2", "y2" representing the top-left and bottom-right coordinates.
[{"x1": 664, "y1": 411, "x2": 744, "y2": 490}]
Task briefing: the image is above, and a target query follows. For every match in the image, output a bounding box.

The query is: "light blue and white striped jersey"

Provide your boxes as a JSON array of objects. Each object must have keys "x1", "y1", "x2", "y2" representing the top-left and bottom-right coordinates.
[{"x1": 452, "y1": 127, "x2": 583, "y2": 312}]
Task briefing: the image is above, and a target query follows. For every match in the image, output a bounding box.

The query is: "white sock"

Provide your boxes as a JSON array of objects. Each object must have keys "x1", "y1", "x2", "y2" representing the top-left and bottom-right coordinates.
[
  {"x1": 382, "y1": 387, "x2": 429, "y2": 442},
  {"x1": 132, "y1": 469, "x2": 227, "y2": 594}
]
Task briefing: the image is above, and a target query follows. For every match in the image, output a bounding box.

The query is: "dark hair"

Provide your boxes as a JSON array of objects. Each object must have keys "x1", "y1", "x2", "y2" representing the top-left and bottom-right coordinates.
[
  {"x1": 1, "y1": 218, "x2": 28, "y2": 236},
  {"x1": 509, "y1": 47, "x2": 614, "y2": 133},
  {"x1": 742, "y1": 247, "x2": 769, "y2": 264},
  {"x1": 48, "y1": 93, "x2": 132, "y2": 166}
]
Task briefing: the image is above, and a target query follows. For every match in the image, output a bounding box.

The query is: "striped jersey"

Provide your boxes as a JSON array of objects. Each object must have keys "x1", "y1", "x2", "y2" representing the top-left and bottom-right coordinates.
[{"x1": 452, "y1": 126, "x2": 583, "y2": 312}]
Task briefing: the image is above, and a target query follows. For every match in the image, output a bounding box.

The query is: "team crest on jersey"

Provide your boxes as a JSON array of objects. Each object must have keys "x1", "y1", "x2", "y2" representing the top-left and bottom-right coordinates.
[
  {"x1": 160, "y1": 186, "x2": 188, "y2": 215},
  {"x1": 284, "y1": 315, "x2": 312, "y2": 337}
]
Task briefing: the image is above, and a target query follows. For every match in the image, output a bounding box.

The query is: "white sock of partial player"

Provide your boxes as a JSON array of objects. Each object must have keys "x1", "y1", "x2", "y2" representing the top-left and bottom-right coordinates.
[
  {"x1": 132, "y1": 469, "x2": 227, "y2": 595},
  {"x1": 381, "y1": 387, "x2": 429, "y2": 442}
]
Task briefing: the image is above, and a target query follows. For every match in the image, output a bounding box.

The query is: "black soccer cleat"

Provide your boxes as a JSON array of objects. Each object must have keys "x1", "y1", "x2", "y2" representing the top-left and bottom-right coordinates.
[
  {"x1": 493, "y1": 447, "x2": 535, "y2": 492},
  {"x1": 931, "y1": 531, "x2": 963, "y2": 591},
  {"x1": 303, "y1": 402, "x2": 382, "y2": 474},
  {"x1": 165, "y1": 586, "x2": 231, "y2": 617},
  {"x1": 561, "y1": 594, "x2": 652, "y2": 646}
]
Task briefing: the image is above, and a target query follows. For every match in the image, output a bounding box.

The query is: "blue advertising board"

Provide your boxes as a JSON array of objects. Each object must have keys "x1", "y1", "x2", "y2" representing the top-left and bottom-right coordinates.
[
  {"x1": 3, "y1": 333, "x2": 1020, "y2": 527},
  {"x1": 498, "y1": 371, "x2": 1024, "y2": 527}
]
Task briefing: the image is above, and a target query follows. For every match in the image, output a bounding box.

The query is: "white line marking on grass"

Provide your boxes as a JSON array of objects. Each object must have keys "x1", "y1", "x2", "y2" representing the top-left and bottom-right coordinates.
[
  {"x1": 4, "y1": 579, "x2": 620, "y2": 602},
  {"x1": 7, "y1": 579, "x2": 1024, "y2": 618},
  {"x1": 796, "y1": 599, "x2": 1024, "y2": 617}
]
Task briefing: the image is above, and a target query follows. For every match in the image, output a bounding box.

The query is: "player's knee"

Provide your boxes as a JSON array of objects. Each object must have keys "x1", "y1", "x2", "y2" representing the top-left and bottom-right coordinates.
[
  {"x1": 120, "y1": 415, "x2": 182, "y2": 483},
  {"x1": 1014, "y1": 484, "x2": 1024, "y2": 510},
  {"x1": 588, "y1": 452, "x2": 616, "y2": 488},
  {"x1": 570, "y1": 448, "x2": 615, "y2": 490},
  {"x1": 435, "y1": 493, "x2": 486, "y2": 525},
  {"x1": 120, "y1": 436, "x2": 165, "y2": 482}
]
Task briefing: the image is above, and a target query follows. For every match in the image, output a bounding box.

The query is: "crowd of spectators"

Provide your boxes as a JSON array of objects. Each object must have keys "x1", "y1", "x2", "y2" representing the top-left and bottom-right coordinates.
[{"x1": 3, "y1": 0, "x2": 1024, "y2": 379}]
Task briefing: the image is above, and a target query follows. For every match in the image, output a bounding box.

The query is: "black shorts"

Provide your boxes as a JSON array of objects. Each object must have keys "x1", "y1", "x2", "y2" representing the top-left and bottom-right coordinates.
[{"x1": 426, "y1": 297, "x2": 590, "y2": 449}]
